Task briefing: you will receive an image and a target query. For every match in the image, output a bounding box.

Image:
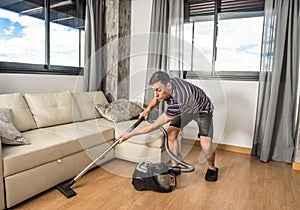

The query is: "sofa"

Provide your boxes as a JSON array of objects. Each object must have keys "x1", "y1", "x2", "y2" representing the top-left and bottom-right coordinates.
[{"x1": 0, "y1": 91, "x2": 165, "y2": 209}]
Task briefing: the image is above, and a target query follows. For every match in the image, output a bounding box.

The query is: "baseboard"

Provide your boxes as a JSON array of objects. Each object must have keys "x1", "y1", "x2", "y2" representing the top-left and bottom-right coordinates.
[
  {"x1": 183, "y1": 139, "x2": 251, "y2": 155},
  {"x1": 217, "y1": 144, "x2": 251, "y2": 155},
  {"x1": 292, "y1": 162, "x2": 300, "y2": 171}
]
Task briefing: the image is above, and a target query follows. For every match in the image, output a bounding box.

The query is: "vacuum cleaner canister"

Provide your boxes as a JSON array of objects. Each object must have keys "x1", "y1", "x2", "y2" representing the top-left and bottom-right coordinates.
[{"x1": 132, "y1": 161, "x2": 176, "y2": 193}]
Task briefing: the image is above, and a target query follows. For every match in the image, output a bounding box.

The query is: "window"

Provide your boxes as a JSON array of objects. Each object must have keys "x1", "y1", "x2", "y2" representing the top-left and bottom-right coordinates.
[
  {"x1": 0, "y1": 0, "x2": 85, "y2": 75},
  {"x1": 180, "y1": 0, "x2": 265, "y2": 80},
  {"x1": 215, "y1": 15, "x2": 263, "y2": 72},
  {"x1": 0, "y1": 2, "x2": 45, "y2": 65}
]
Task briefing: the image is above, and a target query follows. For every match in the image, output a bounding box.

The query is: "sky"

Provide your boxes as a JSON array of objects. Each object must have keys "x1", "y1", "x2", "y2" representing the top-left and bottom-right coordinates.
[
  {"x1": 0, "y1": 7, "x2": 263, "y2": 71},
  {"x1": 182, "y1": 16, "x2": 264, "y2": 71},
  {"x1": 0, "y1": 8, "x2": 83, "y2": 66}
]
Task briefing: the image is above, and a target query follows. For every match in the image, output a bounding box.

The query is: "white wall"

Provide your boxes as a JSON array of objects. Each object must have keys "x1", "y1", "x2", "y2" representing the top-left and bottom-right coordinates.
[
  {"x1": 0, "y1": 74, "x2": 85, "y2": 94},
  {"x1": 182, "y1": 80, "x2": 258, "y2": 148}
]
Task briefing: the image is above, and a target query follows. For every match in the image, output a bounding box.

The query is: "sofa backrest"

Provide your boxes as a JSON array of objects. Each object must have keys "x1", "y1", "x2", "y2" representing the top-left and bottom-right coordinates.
[
  {"x1": 24, "y1": 91, "x2": 75, "y2": 128},
  {"x1": 73, "y1": 91, "x2": 108, "y2": 121},
  {"x1": 0, "y1": 91, "x2": 108, "y2": 130},
  {"x1": 0, "y1": 93, "x2": 37, "y2": 131}
]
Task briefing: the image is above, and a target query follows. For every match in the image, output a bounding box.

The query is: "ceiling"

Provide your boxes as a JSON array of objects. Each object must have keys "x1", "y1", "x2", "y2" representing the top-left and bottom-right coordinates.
[{"x1": 0, "y1": 0, "x2": 85, "y2": 29}]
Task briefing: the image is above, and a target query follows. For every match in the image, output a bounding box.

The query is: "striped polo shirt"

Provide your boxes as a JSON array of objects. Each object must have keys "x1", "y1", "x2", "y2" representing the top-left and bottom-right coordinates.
[{"x1": 165, "y1": 77, "x2": 214, "y2": 117}]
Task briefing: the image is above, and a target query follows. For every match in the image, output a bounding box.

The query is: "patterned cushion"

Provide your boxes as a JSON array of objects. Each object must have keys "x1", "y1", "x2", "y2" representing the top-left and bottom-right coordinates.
[
  {"x1": 0, "y1": 107, "x2": 30, "y2": 145},
  {"x1": 95, "y1": 99, "x2": 144, "y2": 123},
  {"x1": 0, "y1": 107, "x2": 13, "y2": 123}
]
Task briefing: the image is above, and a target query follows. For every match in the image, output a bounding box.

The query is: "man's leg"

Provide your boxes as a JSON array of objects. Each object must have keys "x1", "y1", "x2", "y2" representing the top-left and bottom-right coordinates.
[
  {"x1": 199, "y1": 136, "x2": 216, "y2": 170},
  {"x1": 200, "y1": 135, "x2": 218, "y2": 181},
  {"x1": 167, "y1": 126, "x2": 181, "y2": 167}
]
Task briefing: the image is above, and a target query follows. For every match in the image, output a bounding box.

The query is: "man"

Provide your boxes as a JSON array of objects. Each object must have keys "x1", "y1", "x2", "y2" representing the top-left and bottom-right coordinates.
[{"x1": 119, "y1": 71, "x2": 218, "y2": 181}]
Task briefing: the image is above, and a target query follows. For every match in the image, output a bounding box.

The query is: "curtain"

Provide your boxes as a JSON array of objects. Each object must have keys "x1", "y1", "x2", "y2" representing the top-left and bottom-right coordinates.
[
  {"x1": 83, "y1": 0, "x2": 104, "y2": 91},
  {"x1": 252, "y1": 0, "x2": 299, "y2": 163},
  {"x1": 144, "y1": 0, "x2": 184, "y2": 115}
]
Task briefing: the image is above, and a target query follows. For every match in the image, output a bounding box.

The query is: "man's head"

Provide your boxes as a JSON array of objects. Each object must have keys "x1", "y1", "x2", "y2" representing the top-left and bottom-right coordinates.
[{"x1": 148, "y1": 71, "x2": 172, "y2": 101}]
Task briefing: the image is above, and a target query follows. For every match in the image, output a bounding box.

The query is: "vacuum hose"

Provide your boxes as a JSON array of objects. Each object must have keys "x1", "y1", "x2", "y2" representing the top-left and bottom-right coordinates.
[{"x1": 154, "y1": 122, "x2": 194, "y2": 173}]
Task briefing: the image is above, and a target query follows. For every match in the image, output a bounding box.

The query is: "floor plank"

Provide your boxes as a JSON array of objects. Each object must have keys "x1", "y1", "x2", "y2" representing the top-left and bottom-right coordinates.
[{"x1": 14, "y1": 145, "x2": 300, "y2": 210}]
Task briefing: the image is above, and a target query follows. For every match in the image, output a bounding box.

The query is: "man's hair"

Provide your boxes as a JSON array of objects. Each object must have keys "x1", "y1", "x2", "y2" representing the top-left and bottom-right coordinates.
[{"x1": 148, "y1": 71, "x2": 170, "y2": 86}]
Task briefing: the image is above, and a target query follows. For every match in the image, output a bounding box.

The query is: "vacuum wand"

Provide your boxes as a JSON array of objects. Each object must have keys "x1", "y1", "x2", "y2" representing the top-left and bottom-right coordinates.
[
  {"x1": 57, "y1": 117, "x2": 145, "y2": 198},
  {"x1": 73, "y1": 116, "x2": 145, "y2": 182}
]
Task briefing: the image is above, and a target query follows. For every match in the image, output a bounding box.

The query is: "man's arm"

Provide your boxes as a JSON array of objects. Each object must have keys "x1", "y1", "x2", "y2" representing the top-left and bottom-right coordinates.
[
  {"x1": 140, "y1": 97, "x2": 160, "y2": 119},
  {"x1": 119, "y1": 113, "x2": 175, "y2": 143}
]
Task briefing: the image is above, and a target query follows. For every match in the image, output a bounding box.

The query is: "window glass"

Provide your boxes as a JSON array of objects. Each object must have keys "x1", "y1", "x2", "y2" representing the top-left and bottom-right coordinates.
[
  {"x1": 0, "y1": 0, "x2": 85, "y2": 74},
  {"x1": 215, "y1": 16, "x2": 264, "y2": 71},
  {"x1": 193, "y1": 21, "x2": 214, "y2": 71},
  {"x1": 50, "y1": 22, "x2": 82, "y2": 67},
  {"x1": 49, "y1": 3, "x2": 85, "y2": 67},
  {"x1": 80, "y1": 30, "x2": 85, "y2": 67},
  {"x1": 0, "y1": 6, "x2": 45, "y2": 64},
  {"x1": 181, "y1": 22, "x2": 193, "y2": 70}
]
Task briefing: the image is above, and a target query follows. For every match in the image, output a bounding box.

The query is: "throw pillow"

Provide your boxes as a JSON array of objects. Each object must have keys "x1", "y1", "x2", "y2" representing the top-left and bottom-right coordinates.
[
  {"x1": 95, "y1": 99, "x2": 144, "y2": 123},
  {"x1": 0, "y1": 107, "x2": 13, "y2": 123},
  {"x1": 0, "y1": 107, "x2": 30, "y2": 145}
]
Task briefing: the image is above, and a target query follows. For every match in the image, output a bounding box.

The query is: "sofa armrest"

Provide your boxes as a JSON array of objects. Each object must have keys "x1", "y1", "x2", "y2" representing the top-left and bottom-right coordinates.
[{"x1": 0, "y1": 142, "x2": 5, "y2": 209}]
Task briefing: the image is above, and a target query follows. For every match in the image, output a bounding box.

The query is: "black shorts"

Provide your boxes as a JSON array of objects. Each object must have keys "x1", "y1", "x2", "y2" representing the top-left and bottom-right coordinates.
[{"x1": 169, "y1": 113, "x2": 213, "y2": 138}]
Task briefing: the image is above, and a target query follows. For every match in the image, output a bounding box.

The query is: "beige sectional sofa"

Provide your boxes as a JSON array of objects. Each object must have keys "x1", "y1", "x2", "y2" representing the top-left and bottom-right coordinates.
[{"x1": 0, "y1": 91, "x2": 165, "y2": 209}]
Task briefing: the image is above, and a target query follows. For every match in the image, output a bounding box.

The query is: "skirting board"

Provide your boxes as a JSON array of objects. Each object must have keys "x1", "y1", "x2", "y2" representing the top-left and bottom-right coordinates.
[
  {"x1": 183, "y1": 139, "x2": 251, "y2": 155},
  {"x1": 216, "y1": 144, "x2": 251, "y2": 155},
  {"x1": 292, "y1": 162, "x2": 300, "y2": 171}
]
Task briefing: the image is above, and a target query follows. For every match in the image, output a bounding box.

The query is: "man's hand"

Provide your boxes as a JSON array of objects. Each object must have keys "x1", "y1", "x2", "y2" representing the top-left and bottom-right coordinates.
[
  {"x1": 118, "y1": 132, "x2": 133, "y2": 144},
  {"x1": 139, "y1": 109, "x2": 150, "y2": 120},
  {"x1": 140, "y1": 97, "x2": 160, "y2": 120}
]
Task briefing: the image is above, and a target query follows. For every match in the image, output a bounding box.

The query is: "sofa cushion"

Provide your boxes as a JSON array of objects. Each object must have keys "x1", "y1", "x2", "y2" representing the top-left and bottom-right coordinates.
[
  {"x1": 92, "y1": 118, "x2": 164, "y2": 148},
  {"x1": 95, "y1": 99, "x2": 144, "y2": 123},
  {"x1": 24, "y1": 91, "x2": 74, "y2": 128},
  {"x1": 0, "y1": 93, "x2": 37, "y2": 131},
  {"x1": 116, "y1": 120, "x2": 164, "y2": 148},
  {"x1": 73, "y1": 91, "x2": 108, "y2": 121},
  {"x1": 3, "y1": 121, "x2": 115, "y2": 177},
  {"x1": 44, "y1": 120, "x2": 115, "y2": 151}
]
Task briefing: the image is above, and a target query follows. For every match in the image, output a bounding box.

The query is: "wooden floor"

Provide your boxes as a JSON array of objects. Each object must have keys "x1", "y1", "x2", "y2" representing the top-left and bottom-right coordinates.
[{"x1": 14, "y1": 145, "x2": 300, "y2": 210}]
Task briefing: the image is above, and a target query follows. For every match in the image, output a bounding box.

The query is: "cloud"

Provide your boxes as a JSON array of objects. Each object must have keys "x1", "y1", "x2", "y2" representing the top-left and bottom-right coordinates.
[
  {"x1": 3, "y1": 25, "x2": 15, "y2": 35},
  {"x1": 0, "y1": 8, "x2": 83, "y2": 66},
  {"x1": 182, "y1": 16, "x2": 263, "y2": 71}
]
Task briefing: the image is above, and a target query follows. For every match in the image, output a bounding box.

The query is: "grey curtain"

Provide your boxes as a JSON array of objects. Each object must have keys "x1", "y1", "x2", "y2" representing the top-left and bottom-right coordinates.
[
  {"x1": 144, "y1": 0, "x2": 184, "y2": 113},
  {"x1": 83, "y1": 0, "x2": 104, "y2": 91},
  {"x1": 252, "y1": 0, "x2": 299, "y2": 163}
]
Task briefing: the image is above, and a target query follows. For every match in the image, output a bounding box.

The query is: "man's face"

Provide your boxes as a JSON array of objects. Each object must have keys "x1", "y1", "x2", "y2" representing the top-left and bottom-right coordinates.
[{"x1": 151, "y1": 81, "x2": 172, "y2": 101}]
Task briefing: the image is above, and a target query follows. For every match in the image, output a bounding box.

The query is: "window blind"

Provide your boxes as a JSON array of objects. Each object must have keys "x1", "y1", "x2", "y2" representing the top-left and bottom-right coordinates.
[{"x1": 185, "y1": 0, "x2": 265, "y2": 21}]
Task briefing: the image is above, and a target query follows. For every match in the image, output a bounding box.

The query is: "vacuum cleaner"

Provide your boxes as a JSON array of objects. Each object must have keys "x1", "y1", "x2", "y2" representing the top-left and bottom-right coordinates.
[
  {"x1": 57, "y1": 116, "x2": 145, "y2": 198},
  {"x1": 131, "y1": 123, "x2": 194, "y2": 193},
  {"x1": 57, "y1": 116, "x2": 194, "y2": 197}
]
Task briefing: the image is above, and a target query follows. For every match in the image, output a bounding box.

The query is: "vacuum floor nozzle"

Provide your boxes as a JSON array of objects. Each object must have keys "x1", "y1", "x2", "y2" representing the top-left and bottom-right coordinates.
[{"x1": 56, "y1": 179, "x2": 76, "y2": 198}]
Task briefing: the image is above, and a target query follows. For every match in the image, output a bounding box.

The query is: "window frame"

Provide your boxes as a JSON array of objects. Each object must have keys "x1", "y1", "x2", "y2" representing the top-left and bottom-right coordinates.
[
  {"x1": 0, "y1": 0, "x2": 85, "y2": 76},
  {"x1": 181, "y1": 0, "x2": 265, "y2": 81}
]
